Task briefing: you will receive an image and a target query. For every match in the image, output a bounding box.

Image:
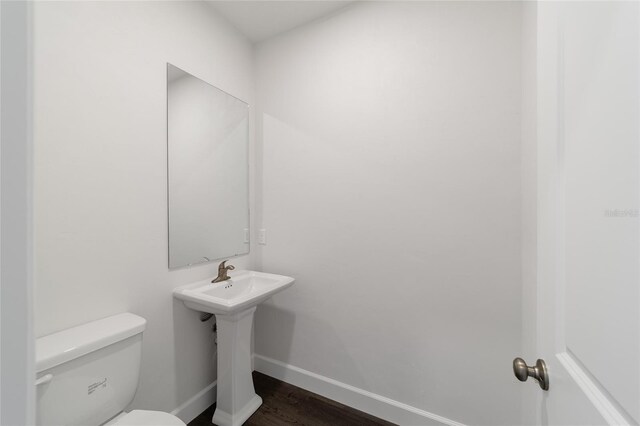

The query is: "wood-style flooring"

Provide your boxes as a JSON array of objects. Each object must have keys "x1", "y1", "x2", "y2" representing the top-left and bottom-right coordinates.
[{"x1": 188, "y1": 372, "x2": 397, "y2": 426}]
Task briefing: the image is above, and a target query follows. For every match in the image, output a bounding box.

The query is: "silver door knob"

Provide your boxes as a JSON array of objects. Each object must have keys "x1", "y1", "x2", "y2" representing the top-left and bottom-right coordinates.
[{"x1": 513, "y1": 357, "x2": 549, "y2": 391}]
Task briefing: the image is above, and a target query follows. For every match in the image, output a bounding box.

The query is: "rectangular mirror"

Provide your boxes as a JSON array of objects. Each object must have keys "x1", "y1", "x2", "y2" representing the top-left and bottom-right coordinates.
[{"x1": 167, "y1": 63, "x2": 249, "y2": 268}]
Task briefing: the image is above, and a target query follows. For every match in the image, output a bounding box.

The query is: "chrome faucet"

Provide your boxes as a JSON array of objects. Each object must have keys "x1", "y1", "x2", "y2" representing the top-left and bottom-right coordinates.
[{"x1": 212, "y1": 260, "x2": 235, "y2": 283}]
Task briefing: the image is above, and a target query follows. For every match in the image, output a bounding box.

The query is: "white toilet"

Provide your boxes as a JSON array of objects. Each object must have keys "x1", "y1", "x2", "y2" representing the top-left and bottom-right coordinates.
[{"x1": 36, "y1": 313, "x2": 186, "y2": 426}]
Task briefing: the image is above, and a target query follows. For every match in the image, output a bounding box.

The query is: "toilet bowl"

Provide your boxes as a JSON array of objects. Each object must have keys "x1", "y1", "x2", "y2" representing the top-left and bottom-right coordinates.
[{"x1": 35, "y1": 313, "x2": 185, "y2": 426}]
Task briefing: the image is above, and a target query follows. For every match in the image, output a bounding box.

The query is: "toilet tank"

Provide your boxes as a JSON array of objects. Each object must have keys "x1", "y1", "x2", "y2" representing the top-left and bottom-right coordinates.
[{"x1": 36, "y1": 313, "x2": 147, "y2": 426}]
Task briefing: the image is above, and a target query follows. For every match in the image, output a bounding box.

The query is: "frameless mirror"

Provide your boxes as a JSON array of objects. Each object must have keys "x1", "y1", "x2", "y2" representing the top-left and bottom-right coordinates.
[{"x1": 167, "y1": 64, "x2": 249, "y2": 268}]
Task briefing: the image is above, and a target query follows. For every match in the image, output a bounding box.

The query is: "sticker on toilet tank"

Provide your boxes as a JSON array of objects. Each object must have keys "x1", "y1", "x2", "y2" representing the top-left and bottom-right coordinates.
[{"x1": 88, "y1": 378, "x2": 107, "y2": 395}]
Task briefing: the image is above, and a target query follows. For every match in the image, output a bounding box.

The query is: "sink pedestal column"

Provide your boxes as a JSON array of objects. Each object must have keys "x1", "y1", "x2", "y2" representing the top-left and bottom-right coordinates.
[{"x1": 212, "y1": 307, "x2": 262, "y2": 426}]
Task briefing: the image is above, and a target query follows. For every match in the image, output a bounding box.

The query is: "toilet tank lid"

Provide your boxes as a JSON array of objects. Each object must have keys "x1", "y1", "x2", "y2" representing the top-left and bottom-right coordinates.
[{"x1": 36, "y1": 313, "x2": 146, "y2": 373}]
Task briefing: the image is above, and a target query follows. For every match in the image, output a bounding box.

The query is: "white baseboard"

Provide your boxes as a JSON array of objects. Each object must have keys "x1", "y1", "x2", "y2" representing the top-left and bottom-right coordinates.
[
  {"x1": 170, "y1": 381, "x2": 217, "y2": 424},
  {"x1": 253, "y1": 354, "x2": 465, "y2": 426}
]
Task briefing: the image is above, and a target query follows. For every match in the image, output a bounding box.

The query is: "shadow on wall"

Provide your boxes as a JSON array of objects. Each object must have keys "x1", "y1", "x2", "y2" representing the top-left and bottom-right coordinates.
[
  {"x1": 254, "y1": 298, "x2": 370, "y2": 391},
  {"x1": 254, "y1": 303, "x2": 296, "y2": 363},
  {"x1": 172, "y1": 298, "x2": 217, "y2": 406}
]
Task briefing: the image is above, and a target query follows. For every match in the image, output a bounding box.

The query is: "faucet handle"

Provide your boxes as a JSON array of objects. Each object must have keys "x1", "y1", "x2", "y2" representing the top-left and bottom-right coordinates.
[{"x1": 219, "y1": 260, "x2": 235, "y2": 270}]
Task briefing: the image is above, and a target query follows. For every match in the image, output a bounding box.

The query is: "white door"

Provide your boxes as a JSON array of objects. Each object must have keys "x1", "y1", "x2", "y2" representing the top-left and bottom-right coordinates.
[{"x1": 529, "y1": 2, "x2": 640, "y2": 425}]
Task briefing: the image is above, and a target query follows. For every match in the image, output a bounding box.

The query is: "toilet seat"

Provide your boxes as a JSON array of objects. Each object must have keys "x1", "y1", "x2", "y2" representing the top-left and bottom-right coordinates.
[{"x1": 112, "y1": 410, "x2": 186, "y2": 426}]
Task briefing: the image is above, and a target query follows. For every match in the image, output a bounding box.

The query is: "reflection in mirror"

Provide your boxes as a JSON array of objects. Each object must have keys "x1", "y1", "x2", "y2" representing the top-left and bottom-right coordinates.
[{"x1": 167, "y1": 64, "x2": 249, "y2": 268}]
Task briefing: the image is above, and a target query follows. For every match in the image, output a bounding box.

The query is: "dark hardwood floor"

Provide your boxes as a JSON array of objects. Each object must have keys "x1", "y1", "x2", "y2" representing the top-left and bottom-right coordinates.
[{"x1": 188, "y1": 372, "x2": 396, "y2": 426}]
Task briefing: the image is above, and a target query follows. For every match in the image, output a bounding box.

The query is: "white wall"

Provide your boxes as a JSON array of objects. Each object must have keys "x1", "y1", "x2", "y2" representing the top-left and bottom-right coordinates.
[
  {"x1": 253, "y1": 2, "x2": 523, "y2": 425},
  {"x1": 32, "y1": 1, "x2": 253, "y2": 418}
]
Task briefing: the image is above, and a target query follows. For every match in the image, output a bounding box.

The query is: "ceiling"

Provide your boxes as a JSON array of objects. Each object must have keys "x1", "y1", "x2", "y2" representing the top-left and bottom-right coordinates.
[{"x1": 206, "y1": 1, "x2": 353, "y2": 43}]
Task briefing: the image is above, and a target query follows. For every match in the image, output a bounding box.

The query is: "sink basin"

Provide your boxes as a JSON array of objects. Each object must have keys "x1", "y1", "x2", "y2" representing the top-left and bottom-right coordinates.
[
  {"x1": 173, "y1": 269, "x2": 294, "y2": 426},
  {"x1": 173, "y1": 270, "x2": 294, "y2": 315}
]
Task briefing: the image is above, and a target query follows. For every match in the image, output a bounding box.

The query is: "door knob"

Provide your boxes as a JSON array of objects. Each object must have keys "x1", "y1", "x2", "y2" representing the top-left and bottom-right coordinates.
[{"x1": 513, "y1": 357, "x2": 549, "y2": 391}]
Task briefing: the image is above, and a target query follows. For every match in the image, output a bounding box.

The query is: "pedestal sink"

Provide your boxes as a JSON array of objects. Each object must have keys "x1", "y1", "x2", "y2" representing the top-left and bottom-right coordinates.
[{"x1": 173, "y1": 270, "x2": 294, "y2": 426}]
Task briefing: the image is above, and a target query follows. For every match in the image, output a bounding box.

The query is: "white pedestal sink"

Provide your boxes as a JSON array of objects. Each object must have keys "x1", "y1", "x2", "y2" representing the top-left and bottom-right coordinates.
[{"x1": 173, "y1": 270, "x2": 294, "y2": 426}]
